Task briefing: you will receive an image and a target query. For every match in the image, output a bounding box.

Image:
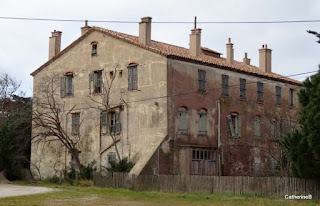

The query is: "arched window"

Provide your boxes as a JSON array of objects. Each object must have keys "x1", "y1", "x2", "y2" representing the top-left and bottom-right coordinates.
[
  {"x1": 254, "y1": 116, "x2": 261, "y2": 137},
  {"x1": 91, "y1": 41, "x2": 98, "y2": 56},
  {"x1": 198, "y1": 109, "x2": 207, "y2": 135},
  {"x1": 178, "y1": 107, "x2": 188, "y2": 133}
]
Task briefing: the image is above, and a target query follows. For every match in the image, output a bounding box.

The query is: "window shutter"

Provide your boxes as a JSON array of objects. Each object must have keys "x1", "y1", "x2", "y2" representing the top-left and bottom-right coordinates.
[
  {"x1": 132, "y1": 67, "x2": 138, "y2": 90},
  {"x1": 100, "y1": 112, "x2": 107, "y2": 125},
  {"x1": 182, "y1": 112, "x2": 188, "y2": 131},
  {"x1": 60, "y1": 77, "x2": 66, "y2": 98},
  {"x1": 115, "y1": 111, "x2": 121, "y2": 134},
  {"x1": 128, "y1": 68, "x2": 133, "y2": 90},
  {"x1": 237, "y1": 116, "x2": 242, "y2": 138},
  {"x1": 254, "y1": 118, "x2": 260, "y2": 137},
  {"x1": 89, "y1": 72, "x2": 93, "y2": 94},
  {"x1": 227, "y1": 115, "x2": 235, "y2": 137},
  {"x1": 71, "y1": 114, "x2": 75, "y2": 134}
]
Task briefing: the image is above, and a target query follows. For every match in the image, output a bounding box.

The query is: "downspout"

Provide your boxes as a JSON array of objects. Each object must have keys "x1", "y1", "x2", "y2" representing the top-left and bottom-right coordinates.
[
  {"x1": 218, "y1": 100, "x2": 222, "y2": 176},
  {"x1": 121, "y1": 97, "x2": 130, "y2": 161}
]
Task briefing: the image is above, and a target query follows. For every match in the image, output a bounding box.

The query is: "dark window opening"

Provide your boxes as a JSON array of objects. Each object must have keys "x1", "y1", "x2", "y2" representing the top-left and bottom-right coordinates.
[
  {"x1": 276, "y1": 86, "x2": 281, "y2": 105},
  {"x1": 92, "y1": 44, "x2": 97, "y2": 56},
  {"x1": 289, "y1": 89, "x2": 294, "y2": 107},
  {"x1": 93, "y1": 70, "x2": 102, "y2": 93}
]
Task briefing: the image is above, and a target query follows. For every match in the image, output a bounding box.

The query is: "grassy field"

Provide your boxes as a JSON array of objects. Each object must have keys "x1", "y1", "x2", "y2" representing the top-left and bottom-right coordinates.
[{"x1": 0, "y1": 181, "x2": 319, "y2": 206}]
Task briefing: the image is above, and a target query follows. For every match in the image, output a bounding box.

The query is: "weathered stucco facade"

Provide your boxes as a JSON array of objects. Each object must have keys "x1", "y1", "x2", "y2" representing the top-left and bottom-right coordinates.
[{"x1": 31, "y1": 17, "x2": 301, "y2": 179}]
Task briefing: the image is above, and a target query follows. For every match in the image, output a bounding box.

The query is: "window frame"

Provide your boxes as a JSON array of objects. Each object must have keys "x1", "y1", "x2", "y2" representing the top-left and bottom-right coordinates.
[
  {"x1": 93, "y1": 70, "x2": 102, "y2": 94},
  {"x1": 91, "y1": 43, "x2": 97, "y2": 56},
  {"x1": 71, "y1": 113, "x2": 80, "y2": 136},
  {"x1": 128, "y1": 64, "x2": 138, "y2": 90},
  {"x1": 239, "y1": 78, "x2": 246, "y2": 99},
  {"x1": 198, "y1": 69, "x2": 206, "y2": 92},
  {"x1": 257, "y1": 82, "x2": 264, "y2": 102},
  {"x1": 221, "y1": 74, "x2": 229, "y2": 96},
  {"x1": 227, "y1": 113, "x2": 242, "y2": 138},
  {"x1": 198, "y1": 109, "x2": 207, "y2": 135},
  {"x1": 289, "y1": 88, "x2": 294, "y2": 107},
  {"x1": 276, "y1": 86, "x2": 281, "y2": 105}
]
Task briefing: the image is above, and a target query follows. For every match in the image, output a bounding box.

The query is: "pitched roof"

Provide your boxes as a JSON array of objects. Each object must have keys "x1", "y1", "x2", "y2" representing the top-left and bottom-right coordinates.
[{"x1": 31, "y1": 26, "x2": 302, "y2": 86}]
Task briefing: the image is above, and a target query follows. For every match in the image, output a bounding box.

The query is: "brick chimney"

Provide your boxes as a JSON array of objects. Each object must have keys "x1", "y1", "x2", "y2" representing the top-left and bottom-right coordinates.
[
  {"x1": 243, "y1": 52, "x2": 251, "y2": 65},
  {"x1": 259, "y1": 44, "x2": 272, "y2": 73},
  {"x1": 189, "y1": 28, "x2": 201, "y2": 57},
  {"x1": 81, "y1": 20, "x2": 91, "y2": 35},
  {"x1": 139, "y1": 17, "x2": 152, "y2": 45},
  {"x1": 226, "y1": 38, "x2": 234, "y2": 64},
  {"x1": 49, "y1": 30, "x2": 62, "y2": 59}
]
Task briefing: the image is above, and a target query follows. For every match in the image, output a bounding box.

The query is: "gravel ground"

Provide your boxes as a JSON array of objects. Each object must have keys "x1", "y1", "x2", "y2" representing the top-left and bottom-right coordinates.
[{"x1": 0, "y1": 184, "x2": 55, "y2": 198}]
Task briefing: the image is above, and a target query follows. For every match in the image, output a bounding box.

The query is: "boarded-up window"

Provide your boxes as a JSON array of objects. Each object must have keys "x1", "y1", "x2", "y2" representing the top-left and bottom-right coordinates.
[
  {"x1": 60, "y1": 76, "x2": 66, "y2": 98},
  {"x1": 222, "y1": 75, "x2": 229, "y2": 96},
  {"x1": 198, "y1": 109, "x2": 207, "y2": 135},
  {"x1": 71, "y1": 113, "x2": 80, "y2": 135},
  {"x1": 271, "y1": 119, "x2": 280, "y2": 140},
  {"x1": 191, "y1": 148, "x2": 216, "y2": 176},
  {"x1": 227, "y1": 114, "x2": 242, "y2": 138},
  {"x1": 240, "y1": 78, "x2": 246, "y2": 99},
  {"x1": 257, "y1": 82, "x2": 264, "y2": 102},
  {"x1": 254, "y1": 117, "x2": 261, "y2": 137},
  {"x1": 128, "y1": 65, "x2": 138, "y2": 90},
  {"x1": 276, "y1": 86, "x2": 281, "y2": 105},
  {"x1": 178, "y1": 108, "x2": 188, "y2": 133},
  {"x1": 198, "y1": 70, "x2": 206, "y2": 92},
  {"x1": 289, "y1": 89, "x2": 294, "y2": 107}
]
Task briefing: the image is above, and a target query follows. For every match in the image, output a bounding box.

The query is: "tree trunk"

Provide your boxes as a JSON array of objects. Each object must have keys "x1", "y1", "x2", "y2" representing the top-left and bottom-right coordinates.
[{"x1": 70, "y1": 149, "x2": 81, "y2": 180}]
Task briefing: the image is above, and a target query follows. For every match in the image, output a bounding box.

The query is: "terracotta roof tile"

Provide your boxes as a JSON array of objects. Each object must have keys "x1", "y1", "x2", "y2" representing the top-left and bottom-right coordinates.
[{"x1": 31, "y1": 26, "x2": 302, "y2": 86}]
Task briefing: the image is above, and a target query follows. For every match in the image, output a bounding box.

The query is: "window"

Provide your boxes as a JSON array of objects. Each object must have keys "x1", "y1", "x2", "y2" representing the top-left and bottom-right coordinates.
[
  {"x1": 198, "y1": 109, "x2": 207, "y2": 135},
  {"x1": 128, "y1": 64, "x2": 138, "y2": 90},
  {"x1": 100, "y1": 111, "x2": 108, "y2": 134},
  {"x1": 257, "y1": 82, "x2": 264, "y2": 102},
  {"x1": 71, "y1": 113, "x2": 80, "y2": 135},
  {"x1": 198, "y1": 70, "x2": 206, "y2": 92},
  {"x1": 89, "y1": 70, "x2": 102, "y2": 94},
  {"x1": 91, "y1": 44, "x2": 97, "y2": 55},
  {"x1": 289, "y1": 89, "x2": 294, "y2": 107},
  {"x1": 60, "y1": 73, "x2": 74, "y2": 97},
  {"x1": 240, "y1": 78, "x2": 246, "y2": 99},
  {"x1": 178, "y1": 108, "x2": 188, "y2": 133},
  {"x1": 276, "y1": 86, "x2": 281, "y2": 105},
  {"x1": 227, "y1": 113, "x2": 242, "y2": 138},
  {"x1": 221, "y1": 75, "x2": 229, "y2": 96},
  {"x1": 107, "y1": 152, "x2": 116, "y2": 168},
  {"x1": 100, "y1": 111, "x2": 121, "y2": 134},
  {"x1": 254, "y1": 117, "x2": 261, "y2": 137},
  {"x1": 271, "y1": 119, "x2": 280, "y2": 140}
]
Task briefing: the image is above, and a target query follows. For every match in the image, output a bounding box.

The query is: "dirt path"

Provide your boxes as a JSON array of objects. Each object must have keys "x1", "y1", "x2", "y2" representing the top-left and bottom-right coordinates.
[{"x1": 0, "y1": 184, "x2": 55, "y2": 198}]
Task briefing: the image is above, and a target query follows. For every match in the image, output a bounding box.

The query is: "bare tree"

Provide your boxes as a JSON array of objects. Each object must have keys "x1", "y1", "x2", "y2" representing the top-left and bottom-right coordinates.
[
  {"x1": 0, "y1": 73, "x2": 21, "y2": 119},
  {"x1": 87, "y1": 63, "x2": 124, "y2": 169},
  {"x1": 32, "y1": 74, "x2": 83, "y2": 178}
]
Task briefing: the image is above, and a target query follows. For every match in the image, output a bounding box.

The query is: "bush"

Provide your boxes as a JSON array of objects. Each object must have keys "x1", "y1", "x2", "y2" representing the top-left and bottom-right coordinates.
[
  {"x1": 107, "y1": 157, "x2": 134, "y2": 172},
  {"x1": 48, "y1": 175, "x2": 60, "y2": 184},
  {"x1": 80, "y1": 160, "x2": 96, "y2": 180}
]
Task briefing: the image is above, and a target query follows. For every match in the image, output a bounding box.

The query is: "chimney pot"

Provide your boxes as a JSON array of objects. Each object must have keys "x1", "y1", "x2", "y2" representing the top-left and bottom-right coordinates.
[
  {"x1": 243, "y1": 52, "x2": 251, "y2": 65},
  {"x1": 226, "y1": 38, "x2": 234, "y2": 64},
  {"x1": 139, "y1": 17, "x2": 152, "y2": 45},
  {"x1": 189, "y1": 28, "x2": 201, "y2": 57},
  {"x1": 81, "y1": 20, "x2": 91, "y2": 35},
  {"x1": 49, "y1": 30, "x2": 62, "y2": 59},
  {"x1": 259, "y1": 44, "x2": 272, "y2": 73}
]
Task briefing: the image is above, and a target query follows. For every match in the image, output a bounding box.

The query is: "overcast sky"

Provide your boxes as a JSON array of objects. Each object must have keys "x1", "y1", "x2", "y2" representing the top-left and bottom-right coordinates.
[{"x1": 0, "y1": 0, "x2": 319, "y2": 97}]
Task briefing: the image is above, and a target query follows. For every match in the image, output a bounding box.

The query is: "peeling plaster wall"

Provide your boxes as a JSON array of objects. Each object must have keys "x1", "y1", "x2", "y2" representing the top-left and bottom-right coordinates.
[
  {"x1": 31, "y1": 31, "x2": 168, "y2": 179},
  {"x1": 166, "y1": 58, "x2": 300, "y2": 176}
]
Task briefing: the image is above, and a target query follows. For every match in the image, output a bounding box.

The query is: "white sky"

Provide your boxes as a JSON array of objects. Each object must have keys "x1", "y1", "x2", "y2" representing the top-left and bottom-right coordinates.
[{"x1": 0, "y1": 0, "x2": 319, "y2": 97}]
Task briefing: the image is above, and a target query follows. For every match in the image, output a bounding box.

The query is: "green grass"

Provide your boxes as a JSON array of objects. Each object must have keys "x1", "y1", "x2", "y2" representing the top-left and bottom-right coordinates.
[{"x1": 0, "y1": 181, "x2": 319, "y2": 206}]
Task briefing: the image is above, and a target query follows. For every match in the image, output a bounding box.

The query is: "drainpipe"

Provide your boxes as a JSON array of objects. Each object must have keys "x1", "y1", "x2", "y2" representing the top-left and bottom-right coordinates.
[{"x1": 218, "y1": 100, "x2": 222, "y2": 176}]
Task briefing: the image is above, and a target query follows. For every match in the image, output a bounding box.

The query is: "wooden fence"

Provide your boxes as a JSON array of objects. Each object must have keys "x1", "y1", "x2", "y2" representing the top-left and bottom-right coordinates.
[{"x1": 93, "y1": 173, "x2": 320, "y2": 199}]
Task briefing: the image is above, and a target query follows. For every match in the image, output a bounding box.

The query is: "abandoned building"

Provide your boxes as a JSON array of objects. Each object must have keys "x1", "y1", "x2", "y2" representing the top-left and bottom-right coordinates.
[{"x1": 30, "y1": 17, "x2": 301, "y2": 179}]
